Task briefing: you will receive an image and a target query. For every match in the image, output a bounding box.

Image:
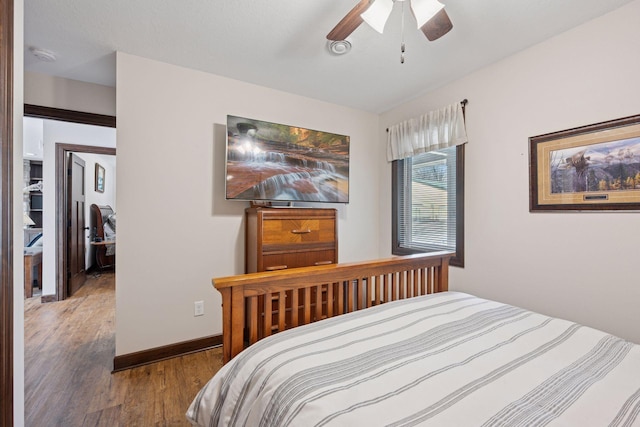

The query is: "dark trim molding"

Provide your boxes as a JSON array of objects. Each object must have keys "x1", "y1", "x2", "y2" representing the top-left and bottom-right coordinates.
[
  {"x1": 54, "y1": 144, "x2": 116, "y2": 302},
  {"x1": 0, "y1": 0, "x2": 14, "y2": 423},
  {"x1": 24, "y1": 104, "x2": 116, "y2": 128},
  {"x1": 113, "y1": 335, "x2": 223, "y2": 372}
]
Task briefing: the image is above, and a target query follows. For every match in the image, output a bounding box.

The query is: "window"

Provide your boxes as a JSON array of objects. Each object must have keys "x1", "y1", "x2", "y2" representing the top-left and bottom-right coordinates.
[{"x1": 392, "y1": 144, "x2": 464, "y2": 267}]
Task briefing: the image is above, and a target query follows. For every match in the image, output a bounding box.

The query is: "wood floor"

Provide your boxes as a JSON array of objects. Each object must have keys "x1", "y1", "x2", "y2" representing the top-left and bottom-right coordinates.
[{"x1": 24, "y1": 272, "x2": 223, "y2": 427}]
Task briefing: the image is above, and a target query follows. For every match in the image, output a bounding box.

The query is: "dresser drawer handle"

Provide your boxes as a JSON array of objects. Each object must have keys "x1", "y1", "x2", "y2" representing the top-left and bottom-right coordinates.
[
  {"x1": 314, "y1": 261, "x2": 333, "y2": 266},
  {"x1": 291, "y1": 229, "x2": 312, "y2": 234},
  {"x1": 266, "y1": 265, "x2": 288, "y2": 271}
]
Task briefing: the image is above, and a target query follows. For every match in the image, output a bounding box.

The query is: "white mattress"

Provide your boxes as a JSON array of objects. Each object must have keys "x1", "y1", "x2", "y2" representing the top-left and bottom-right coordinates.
[{"x1": 187, "y1": 292, "x2": 640, "y2": 426}]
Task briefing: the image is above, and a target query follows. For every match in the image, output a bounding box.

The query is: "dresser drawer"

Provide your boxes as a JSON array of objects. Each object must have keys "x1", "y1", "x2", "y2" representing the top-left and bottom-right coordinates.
[
  {"x1": 262, "y1": 218, "x2": 335, "y2": 245},
  {"x1": 246, "y1": 207, "x2": 338, "y2": 273},
  {"x1": 262, "y1": 250, "x2": 336, "y2": 271}
]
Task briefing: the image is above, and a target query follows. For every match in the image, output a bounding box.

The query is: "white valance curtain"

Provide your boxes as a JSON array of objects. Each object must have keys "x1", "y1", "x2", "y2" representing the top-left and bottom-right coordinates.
[{"x1": 387, "y1": 102, "x2": 468, "y2": 161}]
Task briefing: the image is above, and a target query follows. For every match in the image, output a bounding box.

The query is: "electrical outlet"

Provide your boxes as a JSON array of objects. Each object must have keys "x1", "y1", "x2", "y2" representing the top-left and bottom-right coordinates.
[{"x1": 194, "y1": 300, "x2": 204, "y2": 317}]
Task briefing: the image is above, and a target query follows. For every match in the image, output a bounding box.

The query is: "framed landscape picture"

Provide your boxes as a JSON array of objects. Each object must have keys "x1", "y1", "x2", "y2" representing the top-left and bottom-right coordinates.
[
  {"x1": 95, "y1": 163, "x2": 105, "y2": 193},
  {"x1": 530, "y1": 114, "x2": 640, "y2": 211}
]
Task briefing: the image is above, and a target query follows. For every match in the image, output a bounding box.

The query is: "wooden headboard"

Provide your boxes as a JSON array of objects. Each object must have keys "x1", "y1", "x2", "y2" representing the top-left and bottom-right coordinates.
[
  {"x1": 213, "y1": 251, "x2": 454, "y2": 363},
  {"x1": 90, "y1": 204, "x2": 115, "y2": 268},
  {"x1": 90, "y1": 204, "x2": 113, "y2": 239}
]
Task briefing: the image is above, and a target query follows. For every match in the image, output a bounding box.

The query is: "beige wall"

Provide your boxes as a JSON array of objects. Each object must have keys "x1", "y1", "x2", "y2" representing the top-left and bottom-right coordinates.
[
  {"x1": 25, "y1": 71, "x2": 116, "y2": 116},
  {"x1": 115, "y1": 53, "x2": 380, "y2": 355},
  {"x1": 379, "y1": 0, "x2": 640, "y2": 343}
]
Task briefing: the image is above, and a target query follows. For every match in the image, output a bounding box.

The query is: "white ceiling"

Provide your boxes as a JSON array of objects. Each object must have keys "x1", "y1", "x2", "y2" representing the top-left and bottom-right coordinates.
[{"x1": 24, "y1": 0, "x2": 634, "y2": 113}]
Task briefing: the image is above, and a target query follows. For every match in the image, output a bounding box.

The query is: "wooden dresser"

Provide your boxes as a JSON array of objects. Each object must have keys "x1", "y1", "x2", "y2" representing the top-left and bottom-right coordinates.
[{"x1": 245, "y1": 207, "x2": 338, "y2": 273}]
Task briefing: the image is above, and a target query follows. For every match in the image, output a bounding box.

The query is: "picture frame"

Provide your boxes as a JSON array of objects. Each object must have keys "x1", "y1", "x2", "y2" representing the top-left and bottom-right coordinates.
[
  {"x1": 529, "y1": 114, "x2": 640, "y2": 211},
  {"x1": 95, "y1": 163, "x2": 105, "y2": 193}
]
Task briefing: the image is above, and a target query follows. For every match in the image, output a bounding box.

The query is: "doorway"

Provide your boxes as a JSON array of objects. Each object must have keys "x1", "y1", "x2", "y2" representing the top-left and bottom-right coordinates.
[
  {"x1": 55, "y1": 143, "x2": 116, "y2": 300},
  {"x1": 24, "y1": 104, "x2": 116, "y2": 301}
]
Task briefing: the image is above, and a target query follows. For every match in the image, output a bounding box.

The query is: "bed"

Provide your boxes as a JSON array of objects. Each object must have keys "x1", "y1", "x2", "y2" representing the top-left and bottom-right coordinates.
[{"x1": 187, "y1": 252, "x2": 640, "y2": 426}]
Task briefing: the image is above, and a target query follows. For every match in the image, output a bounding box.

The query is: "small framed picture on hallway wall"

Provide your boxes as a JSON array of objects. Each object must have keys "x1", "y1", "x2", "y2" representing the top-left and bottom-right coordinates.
[{"x1": 95, "y1": 163, "x2": 105, "y2": 193}]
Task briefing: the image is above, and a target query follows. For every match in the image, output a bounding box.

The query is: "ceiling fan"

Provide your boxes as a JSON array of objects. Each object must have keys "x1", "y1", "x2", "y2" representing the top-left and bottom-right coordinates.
[{"x1": 327, "y1": 0, "x2": 453, "y2": 42}]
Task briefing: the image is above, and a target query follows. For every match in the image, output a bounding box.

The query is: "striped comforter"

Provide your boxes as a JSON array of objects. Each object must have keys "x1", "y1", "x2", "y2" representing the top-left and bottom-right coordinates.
[{"x1": 186, "y1": 292, "x2": 640, "y2": 426}]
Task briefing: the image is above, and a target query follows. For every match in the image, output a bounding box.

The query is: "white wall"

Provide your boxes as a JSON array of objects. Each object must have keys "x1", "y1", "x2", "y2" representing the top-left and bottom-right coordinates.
[
  {"x1": 13, "y1": 0, "x2": 25, "y2": 423},
  {"x1": 379, "y1": 0, "x2": 640, "y2": 343},
  {"x1": 23, "y1": 116, "x2": 43, "y2": 159},
  {"x1": 75, "y1": 152, "x2": 116, "y2": 269},
  {"x1": 41, "y1": 121, "x2": 116, "y2": 295},
  {"x1": 115, "y1": 52, "x2": 380, "y2": 355},
  {"x1": 25, "y1": 71, "x2": 116, "y2": 116}
]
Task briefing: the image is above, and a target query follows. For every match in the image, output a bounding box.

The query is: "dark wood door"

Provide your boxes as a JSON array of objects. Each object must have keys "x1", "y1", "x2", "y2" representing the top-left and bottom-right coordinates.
[{"x1": 68, "y1": 153, "x2": 86, "y2": 295}]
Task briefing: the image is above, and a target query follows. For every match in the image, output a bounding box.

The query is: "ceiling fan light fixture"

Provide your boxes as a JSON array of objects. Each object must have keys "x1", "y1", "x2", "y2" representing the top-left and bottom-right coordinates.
[
  {"x1": 410, "y1": 0, "x2": 445, "y2": 28},
  {"x1": 361, "y1": 0, "x2": 394, "y2": 34}
]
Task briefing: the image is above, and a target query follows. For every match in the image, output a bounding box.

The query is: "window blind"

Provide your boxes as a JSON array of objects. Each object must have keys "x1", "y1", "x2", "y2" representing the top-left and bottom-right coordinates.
[{"x1": 398, "y1": 146, "x2": 457, "y2": 252}]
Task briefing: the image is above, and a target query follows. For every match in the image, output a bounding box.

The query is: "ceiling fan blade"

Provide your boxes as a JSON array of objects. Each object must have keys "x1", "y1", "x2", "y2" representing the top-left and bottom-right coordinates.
[
  {"x1": 420, "y1": 8, "x2": 453, "y2": 41},
  {"x1": 327, "y1": 0, "x2": 371, "y2": 41}
]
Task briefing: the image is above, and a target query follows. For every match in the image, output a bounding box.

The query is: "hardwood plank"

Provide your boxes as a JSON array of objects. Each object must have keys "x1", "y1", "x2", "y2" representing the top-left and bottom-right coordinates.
[
  {"x1": 82, "y1": 405, "x2": 122, "y2": 427},
  {"x1": 25, "y1": 272, "x2": 223, "y2": 426}
]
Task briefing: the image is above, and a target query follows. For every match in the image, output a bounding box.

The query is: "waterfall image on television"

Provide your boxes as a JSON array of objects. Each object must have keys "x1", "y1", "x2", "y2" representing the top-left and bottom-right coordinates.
[{"x1": 225, "y1": 115, "x2": 350, "y2": 203}]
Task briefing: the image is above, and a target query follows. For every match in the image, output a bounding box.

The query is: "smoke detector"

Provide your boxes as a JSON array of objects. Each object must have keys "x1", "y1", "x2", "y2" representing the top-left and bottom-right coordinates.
[
  {"x1": 327, "y1": 40, "x2": 352, "y2": 56},
  {"x1": 29, "y1": 47, "x2": 57, "y2": 62}
]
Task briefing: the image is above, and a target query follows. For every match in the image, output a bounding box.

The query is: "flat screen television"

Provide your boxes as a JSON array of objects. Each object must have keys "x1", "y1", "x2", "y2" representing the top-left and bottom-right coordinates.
[{"x1": 225, "y1": 115, "x2": 350, "y2": 203}]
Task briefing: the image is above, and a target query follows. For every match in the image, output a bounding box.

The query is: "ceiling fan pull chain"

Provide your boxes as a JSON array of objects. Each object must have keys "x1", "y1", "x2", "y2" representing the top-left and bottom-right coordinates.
[{"x1": 400, "y1": 0, "x2": 406, "y2": 63}]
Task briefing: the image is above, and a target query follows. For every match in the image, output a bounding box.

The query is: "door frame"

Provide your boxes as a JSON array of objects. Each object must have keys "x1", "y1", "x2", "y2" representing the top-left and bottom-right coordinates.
[
  {"x1": 1, "y1": 0, "x2": 14, "y2": 422},
  {"x1": 55, "y1": 143, "x2": 116, "y2": 301}
]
